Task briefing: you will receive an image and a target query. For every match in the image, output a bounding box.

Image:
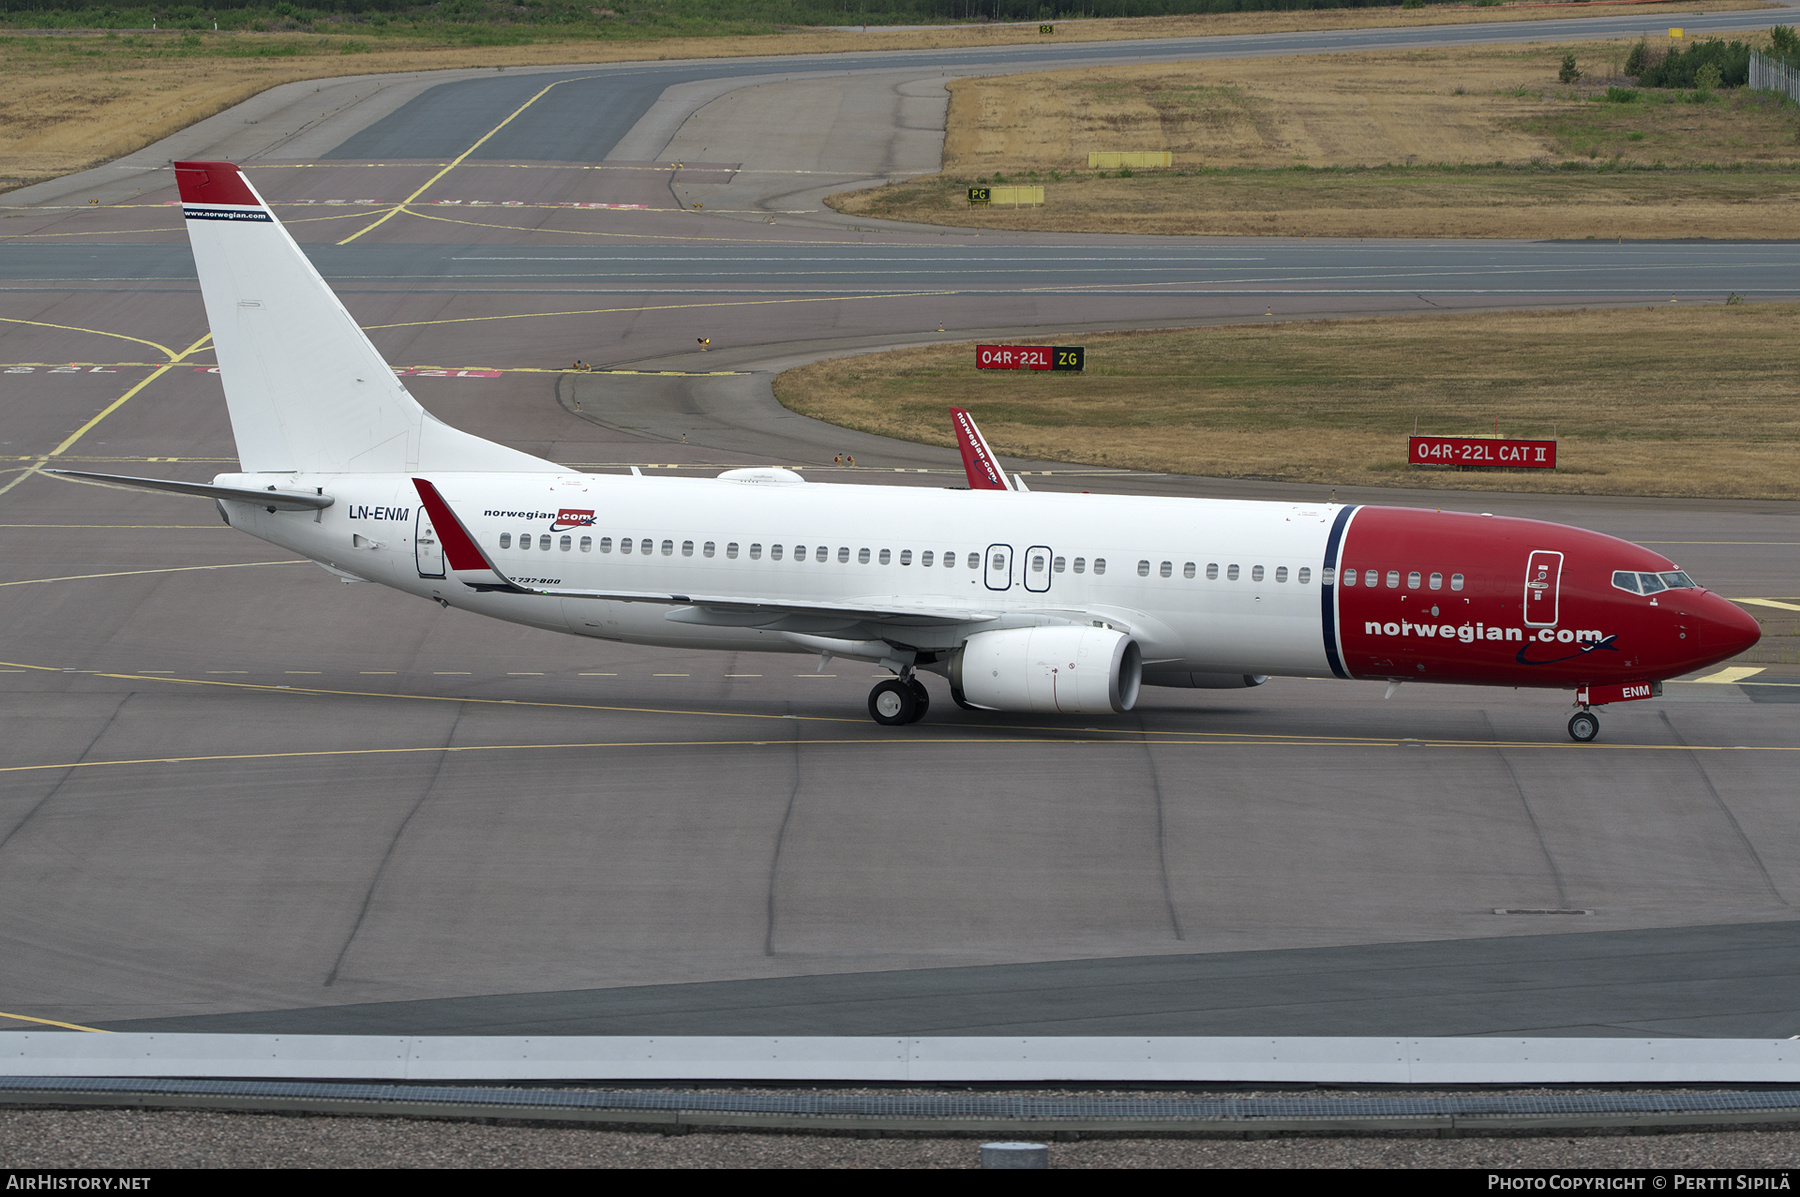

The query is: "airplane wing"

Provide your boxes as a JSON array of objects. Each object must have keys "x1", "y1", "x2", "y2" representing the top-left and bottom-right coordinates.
[
  {"x1": 950, "y1": 407, "x2": 1012, "y2": 491},
  {"x1": 411, "y1": 477, "x2": 1001, "y2": 630}
]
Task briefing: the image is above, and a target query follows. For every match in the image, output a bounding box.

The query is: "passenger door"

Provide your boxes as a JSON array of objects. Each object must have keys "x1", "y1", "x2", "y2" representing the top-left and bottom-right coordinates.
[{"x1": 1523, "y1": 550, "x2": 1562, "y2": 627}]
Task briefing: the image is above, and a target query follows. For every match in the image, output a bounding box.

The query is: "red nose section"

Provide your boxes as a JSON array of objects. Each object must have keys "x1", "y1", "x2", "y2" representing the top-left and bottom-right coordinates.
[{"x1": 1702, "y1": 594, "x2": 1762, "y2": 659}]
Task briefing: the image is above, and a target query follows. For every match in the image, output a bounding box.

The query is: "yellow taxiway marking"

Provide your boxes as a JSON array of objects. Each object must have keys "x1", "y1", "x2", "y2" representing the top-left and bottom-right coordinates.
[
  {"x1": 1737, "y1": 598, "x2": 1800, "y2": 612},
  {"x1": 365, "y1": 289, "x2": 951, "y2": 333},
  {"x1": 0, "y1": 1010, "x2": 110, "y2": 1033},
  {"x1": 1691, "y1": 666, "x2": 1766, "y2": 684},
  {"x1": 0, "y1": 330, "x2": 214, "y2": 500},
  {"x1": 337, "y1": 74, "x2": 602, "y2": 246},
  {"x1": 0, "y1": 318, "x2": 179, "y2": 361},
  {"x1": 6, "y1": 659, "x2": 1798, "y2": 754},
  {"x1": 0, "y1": 560, "x2": 305, "y2": 589}
]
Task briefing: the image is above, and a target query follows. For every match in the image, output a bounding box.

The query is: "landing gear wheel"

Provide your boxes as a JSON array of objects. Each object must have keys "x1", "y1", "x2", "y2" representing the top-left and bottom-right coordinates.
[
  {"x1": 906, "y1": 677, "x2": 930, "y2": 720},
  {"x1": 869, "y1": 678, "x2": 920, "y2": 726},
  {"x1": 1568, "y1": 710, "x2": 1600, "y2": 743}
]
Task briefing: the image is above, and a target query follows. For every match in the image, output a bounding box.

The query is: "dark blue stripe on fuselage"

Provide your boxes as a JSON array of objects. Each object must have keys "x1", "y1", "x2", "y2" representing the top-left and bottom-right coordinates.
[{"x1": 1320, "y1": 505, "x2": 1359, "y2": 680}]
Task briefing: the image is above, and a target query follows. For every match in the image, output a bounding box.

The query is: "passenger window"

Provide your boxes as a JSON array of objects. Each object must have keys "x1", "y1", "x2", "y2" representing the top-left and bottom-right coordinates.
[
  {"x1": 1206, "y1": 563, "x2": 1218, "y2": 580},
  {"x1": 601, "y1": 537, "x2": 613, "y2": 553},
  {"x1": 1407, "y1": 571, "x2": 1420, "y2": 589},
  {"x1": 1450, "y1": 573, "x2": 1464, "y2": 591},
  {"x1": 1276, "y1": 566, "x2": 1288, "y2": 583},
  {"x1": 1094, "y1": 558, "x2": 1107, "y2": 575},
  {"x1": 1251, "y1": 565, "x2": 1264, "y2": 582},
  {"x1": 1053, "y1": 556, "x2": 1066, "y2": 573},
  {"x1": 560, "y1": 535, "x2": 572, "y2": 551},
  {"x1": 640, "y1": 539, "x2": 652, "y2": 555},
  {"x1": 540, "y1": 535, "x2": 552, "y2": 550},
  {"x1": 499, "y1": 533, "x2": 512, "y2": 549},
  {"x1": 771, "y1": 544, "x2": 783, "y2": 561},
  {"x1": 726, "y1": 542, "x2": 738, "y2": 559},
  {"x1": 1299, "y1": 567, "x2": 1312, "y2": 584},
  {"x1": 703, "y1": 541, "x2": 715, "y2": 558},
  {"x1": 858, "y1": 548, "x2": 871, "y2": 564},
  {"x1": 619, "y1": 537, "x2": 632, "y2": 554},
  {"x1": 1428, "y1": 572, "x2": 1442, "y2": 590},
  {"x1": 921, "y1": 551, "x2": 934, "y2": 567},
  {"x1": 879, "y1": 549, "x2": 891, "y2": 565},
  {"x1": 1183, "y1": 562, "x2": 1196, "y2": 579},
  {"x1": 580, "y1": 536, "x2": 592, "y2": 552},
  {"x1": 1386, "y1": 571, "x2": 1400, "y2": 589},
  {"x1": 1342, "y1": 568, "x2": 1355, "y2": 586},
  {"x1": 968, "y1": 552, "x2": 980, "y2": 569},
  {"x1": 1073, "y1": 557, "x2": 1086, "y2": 573},
  {"x1": 662, "y1": 540, "x2": 674, "y2": 556},
  {"x1": 839, "y1": 547, "x2": 851, "y2": 563},
  {"x1": 900, "y1": 550, "x2": 913, "y2": 566},
  {"x1": 816, "y1": 546, "x2": 828, "y2": 563},
  {"x1": 1227, "y1": 564, "x2": 1240, "y2": 581},
  {"x1": 749, "y1": 543, "x2": 762, "y2": 560},
  {"x1": 1159, "y1": 561, "x2": 1172, "y2": 578},
  {"x1": 1138, "y1": 560, "x2": 1151, "y2": 577},
  {"x1": 681, "y1": 540, "x2": 693, "y2": 557}
]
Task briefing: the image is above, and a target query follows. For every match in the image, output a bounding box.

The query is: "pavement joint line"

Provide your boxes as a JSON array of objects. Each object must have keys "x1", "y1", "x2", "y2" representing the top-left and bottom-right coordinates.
[
  {"x1": 6, "y1": 659, "x2": 1796, "y2": 749},
  {"x1": 363, "y1": 288, "x2": 954, "y2": 332}
]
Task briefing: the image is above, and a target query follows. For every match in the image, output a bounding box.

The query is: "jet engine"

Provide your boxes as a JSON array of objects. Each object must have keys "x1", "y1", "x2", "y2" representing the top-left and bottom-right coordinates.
[{"x1": 950, "y1": 626, "x2": 1142, "y2": 714}]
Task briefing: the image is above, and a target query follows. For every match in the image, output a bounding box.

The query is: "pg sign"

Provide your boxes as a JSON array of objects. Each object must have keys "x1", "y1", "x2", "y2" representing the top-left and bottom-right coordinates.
[
  {"x1": 1409, "y1": 435, "x2": 1556, "y2": 470},
  {"x1": 977, "y1": 345, "x2": 1085, "y2": 372}
]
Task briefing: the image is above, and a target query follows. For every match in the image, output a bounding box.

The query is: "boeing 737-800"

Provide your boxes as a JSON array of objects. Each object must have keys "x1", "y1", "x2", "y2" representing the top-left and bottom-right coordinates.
[{"x1": 51, "y1": 161, "x2": 1761, "y2": 742}]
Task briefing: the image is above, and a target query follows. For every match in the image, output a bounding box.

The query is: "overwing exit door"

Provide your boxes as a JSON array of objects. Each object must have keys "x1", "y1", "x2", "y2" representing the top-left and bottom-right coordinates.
[
  {"x1": 985, "y1": 544, "x2": 1014, "y2": 591},
  {"x1": 1023, "y1": 545, "x2": 1053, "y2": 593},
  {"x1": 416, "y1": 507, "x2": 445, "y2": 578},
  {"x1": 1523, "y1": 550, "x2": 1563, "y2": 627}
]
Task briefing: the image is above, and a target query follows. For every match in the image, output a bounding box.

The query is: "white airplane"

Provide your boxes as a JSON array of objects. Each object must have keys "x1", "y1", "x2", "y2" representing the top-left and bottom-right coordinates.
[{"x1": 52, "y1": 161, "x2": 1760, "y2": 741}]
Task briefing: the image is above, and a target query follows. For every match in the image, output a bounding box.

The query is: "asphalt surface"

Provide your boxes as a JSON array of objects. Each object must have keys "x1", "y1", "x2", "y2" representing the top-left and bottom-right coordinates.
[{"x1": 1, "y1": 15, "x2": 1798, "y2": 1041}]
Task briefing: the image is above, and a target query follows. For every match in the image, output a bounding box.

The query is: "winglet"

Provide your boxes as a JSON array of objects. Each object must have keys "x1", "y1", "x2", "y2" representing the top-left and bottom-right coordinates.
[
  {"x1": 950, "y1": 407, "x2": 1012, "y2": 491},
  {"x1": 411, "y1": 478, "x2": 524, "y2": 592}
]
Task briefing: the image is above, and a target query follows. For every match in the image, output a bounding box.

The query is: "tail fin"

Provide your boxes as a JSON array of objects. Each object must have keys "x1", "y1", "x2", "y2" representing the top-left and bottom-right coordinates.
[
  {"x1": 950, "y1": 407, "x2": 1012, "y2": 491},
  {"x1": 176, "y1": 161, "x2": 559, "y2": 475}
]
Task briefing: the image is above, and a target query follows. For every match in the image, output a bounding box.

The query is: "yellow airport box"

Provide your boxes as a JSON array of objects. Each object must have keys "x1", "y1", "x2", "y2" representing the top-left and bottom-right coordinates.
[
  {"x1": 988, "y1": 186, "x2": 1044, "y2": 206},
  {"x1": 1088, "y1": 151, "x2": 1173, "y2": 169},
  {"x1": 1669, "y1": 27, "x2": 1684, "y2": 37}
]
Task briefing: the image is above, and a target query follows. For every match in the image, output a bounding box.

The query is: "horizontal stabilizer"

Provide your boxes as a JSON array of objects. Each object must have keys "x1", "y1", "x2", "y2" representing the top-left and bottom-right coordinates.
[{"x1": 46, "y1": 469, "x2": 333, "y2": 511}]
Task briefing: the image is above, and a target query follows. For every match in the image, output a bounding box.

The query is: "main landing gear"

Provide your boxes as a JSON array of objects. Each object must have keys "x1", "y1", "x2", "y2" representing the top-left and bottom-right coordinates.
[
  {"x1": 1567, "y1": 709, "x2": 1600, "y2": 743},
  {"x1": 869, "y1": 674, "x2": 930, "y2": 726}
]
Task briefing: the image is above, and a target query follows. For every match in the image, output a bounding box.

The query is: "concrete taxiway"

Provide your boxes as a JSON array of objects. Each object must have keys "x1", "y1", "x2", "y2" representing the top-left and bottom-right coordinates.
[{"x1": 1, "y1": 18, "x2": 1797, "y2": 1039}]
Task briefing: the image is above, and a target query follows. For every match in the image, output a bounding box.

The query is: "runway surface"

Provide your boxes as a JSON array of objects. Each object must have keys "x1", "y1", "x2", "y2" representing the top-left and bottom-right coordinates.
[{"x1": 2, "y1": 16, "x2": 1797, "y2": 1039}]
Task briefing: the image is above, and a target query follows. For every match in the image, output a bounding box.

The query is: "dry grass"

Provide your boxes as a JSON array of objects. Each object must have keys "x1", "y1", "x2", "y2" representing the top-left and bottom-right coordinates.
[
  {"x1": 831, "y1": 40, "x2": 1800, "y2": 239},
  {"x1": 773, "y1": 303, "x2": 1800, "y2": 500},
  {"x1": 0, "y1": 2, "x2": 1772, "y2": 190}
]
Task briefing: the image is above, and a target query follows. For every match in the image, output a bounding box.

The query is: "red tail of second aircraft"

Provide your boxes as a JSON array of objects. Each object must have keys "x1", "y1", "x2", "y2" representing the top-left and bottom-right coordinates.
[{"x1": 951, "y1": 407, "x2": 1012, "y2": 491}]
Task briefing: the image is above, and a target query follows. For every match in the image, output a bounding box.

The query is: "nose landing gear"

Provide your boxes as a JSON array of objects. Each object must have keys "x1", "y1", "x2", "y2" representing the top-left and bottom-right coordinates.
[
  {"x1": 1567, "y1": 709, "x2": 1600, "y2": 743},
  {"x1": 869, "y1": 673, "x2": 931, "y2": 726}
]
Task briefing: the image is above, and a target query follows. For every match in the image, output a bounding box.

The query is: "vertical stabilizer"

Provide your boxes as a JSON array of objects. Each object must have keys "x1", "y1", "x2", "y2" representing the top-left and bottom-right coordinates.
[
  {"x1": 177, "y1": 161, "x2": 559, "y2": 475},
  {"x1": 950, "y1": 407, "x2": 1012, "y2": 490}
]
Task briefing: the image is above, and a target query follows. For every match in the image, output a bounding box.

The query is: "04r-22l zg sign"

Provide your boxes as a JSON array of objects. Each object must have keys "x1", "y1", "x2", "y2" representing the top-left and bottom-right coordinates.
[
  {"x1": 1410, "y1": 435, "x2": 1556, "y2": 469},
  {"x1": 976, "y1": 345, "x2": 1085, "y2": 371}
]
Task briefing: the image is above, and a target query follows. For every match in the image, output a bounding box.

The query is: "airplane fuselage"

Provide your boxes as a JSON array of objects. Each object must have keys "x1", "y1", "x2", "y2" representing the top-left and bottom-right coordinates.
[{"x1": 217, "y1": 470, "x2": 1757, "y2": 691}]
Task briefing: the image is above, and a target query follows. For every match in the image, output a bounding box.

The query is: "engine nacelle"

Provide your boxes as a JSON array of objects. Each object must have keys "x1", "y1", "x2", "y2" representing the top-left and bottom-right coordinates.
[{"x1": 951, "y1": 626, "x2": 1142, "y2": 714}]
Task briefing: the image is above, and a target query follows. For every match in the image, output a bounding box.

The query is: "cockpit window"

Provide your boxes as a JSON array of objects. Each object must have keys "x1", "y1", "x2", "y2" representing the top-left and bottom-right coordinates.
[{"x1": 1613, "y1": 569, "x2": 1695, "y2": 595}]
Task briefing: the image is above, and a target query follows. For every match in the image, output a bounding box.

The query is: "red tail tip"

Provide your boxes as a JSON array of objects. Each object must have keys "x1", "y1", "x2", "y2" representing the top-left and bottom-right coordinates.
[{"x1": 174, "y1": 161, "x2": 259, "y2": 207}]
